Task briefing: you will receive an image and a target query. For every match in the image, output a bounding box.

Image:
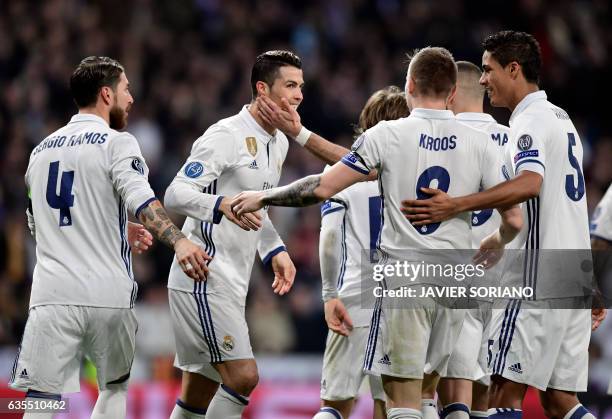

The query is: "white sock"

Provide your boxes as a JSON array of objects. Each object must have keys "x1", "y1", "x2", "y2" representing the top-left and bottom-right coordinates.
[
  {"x1": 91, "y1": 382, "x2": 128, "y2": 419},
  {"x1": 388, "y1": 407, "x2": 423, "y2": 419},
  {"x1": 206, "y1": 384, "x2": 248, "y2": 419},
  {"x1": 170, "y1": 399, "x2": 207, "y2": 418},
  {"x1": 422, "y1": 398, "x2": 439, "y2": 419},
  {"x1": 441, "y1": 403, "x2": 470, "y2": 419},
  {"x1": 23, "y1": 392, "x2": 60, "y2": 419},
  {"x1": 313, "y1": 406, "x2": 344, "y2": 418},
  {"x1": 470, "y1": 411, "x2": 488, "y2": 419},
  {"x1": 562, "y1": 404, "x2": 595, "y2": 419}
]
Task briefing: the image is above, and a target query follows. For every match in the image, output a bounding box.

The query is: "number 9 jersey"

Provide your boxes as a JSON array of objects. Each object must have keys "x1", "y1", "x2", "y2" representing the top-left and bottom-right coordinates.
[
  {"x1": 344, "y1": 108, "x2": 504, "y2": 251},
  {"x1": 25, "y1": 113, "x2": 156, "y2": 309}
]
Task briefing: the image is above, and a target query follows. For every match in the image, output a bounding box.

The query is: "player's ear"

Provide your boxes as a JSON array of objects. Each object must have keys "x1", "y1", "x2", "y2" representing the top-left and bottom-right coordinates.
[
  {"x1": 446, "y1": 84, "x2": 457, "y2": 108},
  {"x1": 407, "y1": 76, "x2": 416, "y2": 95},
  {"x1": 255, "y1": 81, "x2": 270, "y2": 97},
  {"x1": 508, "y1": 62, "x2": 520, "y2": 80},
  {"x1": 100, "y1": 86, "x2": 113, "y2": 106}
]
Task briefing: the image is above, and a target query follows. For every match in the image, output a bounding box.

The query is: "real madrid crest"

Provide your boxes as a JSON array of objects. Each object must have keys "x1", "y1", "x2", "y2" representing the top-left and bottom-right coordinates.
[
  {"x1": 245, "y1": 137, "x2": 258, "y2": 156},
  {"x1": 223, "y1": 335, "x2": 235, "y2": 351}
]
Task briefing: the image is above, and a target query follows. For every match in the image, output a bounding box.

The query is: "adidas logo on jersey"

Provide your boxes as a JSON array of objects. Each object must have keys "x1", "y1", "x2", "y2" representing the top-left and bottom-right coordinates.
[
  {"x1": 508, "y1": 362, "x2": 523, "y2": 374},
  {"x1": 248, "y1": 160, "x2": 259, "y2": 170},
  {"x1": 20, "y1": 369, "x2": 28, "y2": 378},
  {"x1": 378, "y1": 354, "x2": 391, "y2": 365}
]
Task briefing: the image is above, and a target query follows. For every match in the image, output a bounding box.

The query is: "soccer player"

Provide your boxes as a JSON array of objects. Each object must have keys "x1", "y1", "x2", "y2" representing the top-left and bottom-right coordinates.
[
  {"x1": 401, "y1": 31, "x2": 602, "y2": 419},
  {"x1": 231, "y1": 47, "x2": 522, "y2": 419},
  {"x1": 433, "y1": 61, "x2": 515, "y2": 419},
  {"x1": 314, "y1": 86, "x2": 409, "y2": 419},
  {"x1": 164, "y1": 50, "x2": 300, "y2": 419},
  {"x1": 9, "y1": 56, "x2": 210, "y2": 419}
]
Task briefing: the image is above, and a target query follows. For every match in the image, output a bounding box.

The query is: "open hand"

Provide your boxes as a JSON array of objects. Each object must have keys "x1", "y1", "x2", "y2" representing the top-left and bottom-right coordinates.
[
  {"x1": 324, "y1": 298, "x2": 354, "y2": 337},
  {"x1": 400, "y1": 188, "x2": 457, "y2": 225},
  {"x1": 128, "y1": 222, "x2": 154, "y2": 254},
  {"x1": 271, "y1": 251, "x2": 296, "y2": 295},
  {"x1": 256, "y1": 96, "x2": 301, "y2": 138},
  {"x1": 231, "y1": 191, "x2": 265, "y2": 216},
  {"x1": 174, "y1": 238, "x2": 211, "y2": 281}
]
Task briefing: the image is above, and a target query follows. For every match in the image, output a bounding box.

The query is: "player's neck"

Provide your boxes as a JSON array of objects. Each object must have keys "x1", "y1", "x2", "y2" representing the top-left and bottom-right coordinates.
[
  {"x1": 411, "y1": 97, "x2": 449, "y2": 111},
  {"x1": 248, "y1": 102, "x2": 276, "y2": 135},
  {"x1": 451, "y1": 104, "x2": 483, "y2": 114},
  {"x1": 78, "y1": 105, "x2": 110, "y2": 126},
  {"x1": 508, "y1": 83, "x2": 540, "y2": 111}
]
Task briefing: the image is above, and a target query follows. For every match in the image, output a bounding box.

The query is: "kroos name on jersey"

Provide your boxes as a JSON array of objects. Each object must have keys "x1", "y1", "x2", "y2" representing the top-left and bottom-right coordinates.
[{"x1": 419, "y1": 133, "x2": 457, "y2": 151}]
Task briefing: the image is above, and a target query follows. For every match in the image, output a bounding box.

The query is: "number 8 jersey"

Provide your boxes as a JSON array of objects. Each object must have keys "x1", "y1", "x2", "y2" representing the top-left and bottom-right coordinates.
[
  {"x1": 25, "y1": 113, "x2": 156, "y2": 309},
  {"x1": 344, "y1": 108, "x2": 503, "y2": 251}
]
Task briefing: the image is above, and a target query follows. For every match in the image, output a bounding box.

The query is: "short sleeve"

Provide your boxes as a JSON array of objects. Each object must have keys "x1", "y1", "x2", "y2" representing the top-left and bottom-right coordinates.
[{"x1": 511, "y1": 118, "x2": 546, "y2": 177}]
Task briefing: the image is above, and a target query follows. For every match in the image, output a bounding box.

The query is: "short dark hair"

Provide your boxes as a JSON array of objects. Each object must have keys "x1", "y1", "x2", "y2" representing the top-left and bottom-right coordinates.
[
  {"x1": 482, "y1": 30, "x2": 542, "y2": 84},
  {"x1": 250, "y1": 50, "x2": 302, "y2": 98},
  {"x1": 407, "y1": 47, "x2": 457, "y2": 99},
  {"x1": 70, "y1": 56, "x2": 125, "y2": 108},
  {"x1": 456, "y1": 60, "x2": 485, "y2": 100},
  {"x1": 356, "y1": 86, "x2": 409, "y2": 135}
]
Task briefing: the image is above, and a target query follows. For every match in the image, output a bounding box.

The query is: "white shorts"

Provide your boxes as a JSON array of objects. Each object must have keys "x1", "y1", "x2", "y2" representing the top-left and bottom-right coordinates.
[
  {"x1": 9, "y1": 305, "x2": 137, "y2": 394},
  {"x1": 489, "y1": 301, "x2": 590, "y2": 392},
  {"x1": 169, "y1": 289, "x2": 253, "y2": 383},
  {"x1": 364, "y1": 298, "x2": 465, "y2": 379},
  {"x1": 321, "y1": 327, "x2": 384, "y2": 401},
  {"x1": 445, "y1": 307, "x2": 492, "y2": 385}
]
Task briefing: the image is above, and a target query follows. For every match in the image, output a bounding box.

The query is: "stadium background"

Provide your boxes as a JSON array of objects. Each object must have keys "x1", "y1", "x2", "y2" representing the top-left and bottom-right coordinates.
[{"x1": 0, "y1": 0, "x2": 611, "y2": 417}]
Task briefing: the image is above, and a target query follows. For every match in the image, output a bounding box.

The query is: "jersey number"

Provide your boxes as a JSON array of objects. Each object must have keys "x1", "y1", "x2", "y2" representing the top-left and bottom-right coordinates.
[
  {"x1": 368, "y1": 196, "x2": 383, "y2": 262},
  {"x1": 46, "y1": 161, "x2": 75, "y2": 226},
  {"x1": 565, "y1": 133, "x2": 584, "y2": 201},
  {"x1": 415, "y1": 166, "x2": 450, "y2": 235}
]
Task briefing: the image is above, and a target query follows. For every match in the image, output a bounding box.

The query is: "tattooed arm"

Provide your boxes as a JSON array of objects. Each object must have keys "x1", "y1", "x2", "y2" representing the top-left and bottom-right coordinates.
[
  {"x1": 138, "y1": 199, "x2": 211, "y2": 281},
  {"x1": 231, "y1": 162, "x2": 369, "y2": 215}
]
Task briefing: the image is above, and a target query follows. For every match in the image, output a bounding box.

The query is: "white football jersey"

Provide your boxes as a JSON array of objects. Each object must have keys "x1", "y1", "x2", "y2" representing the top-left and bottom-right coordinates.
[
  {"x1": 346, "y1": 108, "x2": 503, "y2": 251},
  {"x1": 25, "y1": 113, "x2": 156, "y2": 309},
  {"x1": 165, "y1": 106, "x2": 287, "y2": 300},
  {"x1": 321, "y1": 178, "x2": 381, "y2": 326},
  {"x1": 455, "y1": 113, "x2": 518, "y2": 249},
  {"x1": 591, "y1": 183, "x2": 612, "y2": 242},
  {"x1": 503, "y1": 91, "x2": 590, "y2": 299}
]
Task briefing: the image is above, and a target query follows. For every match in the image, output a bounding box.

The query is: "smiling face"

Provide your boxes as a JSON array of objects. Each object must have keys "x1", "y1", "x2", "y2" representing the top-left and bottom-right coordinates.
[
  {"x1": 108, "y1": 72, "x2": 133, "y2": 130},
  {"x1": 480, "y1": 50, "x2": 514, "y2": 108},
  {"x1": 265, "y1": 65, "x2": 304, "y2": 110}
]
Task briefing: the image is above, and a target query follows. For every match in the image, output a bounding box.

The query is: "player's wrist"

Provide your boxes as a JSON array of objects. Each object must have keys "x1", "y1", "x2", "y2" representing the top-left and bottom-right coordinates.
[
  {"x1": 293, "y1": 126, "x2": 311, "y2": 146},
  {"x1": 322, "y1": 292, "x2": 339, "y2": 302}
]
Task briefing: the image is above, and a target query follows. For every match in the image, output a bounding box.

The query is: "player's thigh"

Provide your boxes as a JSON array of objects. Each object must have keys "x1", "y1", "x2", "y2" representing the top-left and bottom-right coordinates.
[
  {"x1": 489, "y1": 301, "x2": 564, "y2": 391},
  {"x1": 444, "y1": 309, "x2": 482, "y2": 380},
  {"x1": 10, "y1": 305, "x2": 84, "y2": 394},
  {"x1": 365, "y1": 304, "x2": 435, "y2": 379},
  {"x1": 169, "y1": 290, "x2": 252, "y2": 382},
  {"x1": 548, "y1": 308, "x2": 590, "y2": 392},
  {"x1": 84, "y1": 307, "x2": 138, "y2": 390},
  {"x1": 321, "y1": 327, "x2": 371, "y2": 401},
  {"x1": 426, "y1": 305, "x2": 466, "y2": 376}
]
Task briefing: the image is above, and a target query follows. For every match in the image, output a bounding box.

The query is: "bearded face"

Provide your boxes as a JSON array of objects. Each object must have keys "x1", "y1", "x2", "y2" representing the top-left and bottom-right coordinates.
[{"x1": 109, "y1": 98, "x2": 129, "y2": 130}]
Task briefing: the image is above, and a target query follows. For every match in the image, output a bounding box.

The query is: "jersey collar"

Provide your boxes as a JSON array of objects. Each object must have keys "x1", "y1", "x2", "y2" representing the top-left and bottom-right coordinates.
[
  {"x1": 69, "y1": 113, "x2": 108, "y2": 126},
  {"x1": 240, "y1": 105, "x2": 276, "y2": 144},
  {"x1": 456, "y1": 112, "x2": 495, "y2": 123},
  {"x1": 509, "y1": 90, "x2": 547, "y2": 125},
  {"x1": 410, "y1": 108, "x2": 454, "y2": 120}
]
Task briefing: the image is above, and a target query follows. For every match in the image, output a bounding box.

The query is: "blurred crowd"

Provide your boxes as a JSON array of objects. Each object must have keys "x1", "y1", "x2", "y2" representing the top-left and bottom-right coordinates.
[{"x1": 0, "y1": 0, "x2": 611, "y2": 391}]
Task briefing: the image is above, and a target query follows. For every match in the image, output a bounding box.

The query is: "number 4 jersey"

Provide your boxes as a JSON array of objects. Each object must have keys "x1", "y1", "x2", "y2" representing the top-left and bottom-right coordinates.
[
  {"x1": 345, "y1": 108, "x2": 504, "y2": 251},
  {"x1": 25, "y1": 113, "x2": 156, "y2": 309}
]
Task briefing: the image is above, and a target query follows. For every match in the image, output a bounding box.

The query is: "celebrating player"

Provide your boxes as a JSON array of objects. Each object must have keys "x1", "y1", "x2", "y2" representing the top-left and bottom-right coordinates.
[
  {"x1": 312, "y1": 86, "x2": 408, "y2": 419},
  {"x1": 9, "y1": 56, "x2": 209, "y2": 419},
  {"x1": 401, "y1": 31, "x2": 601, "y2": 419},
  {"x1": 231, "y1": 47, "x2": 522, "y2": 419},
  {"x1": 164, "y1": 50, "x2": 300, "y2": 419}
]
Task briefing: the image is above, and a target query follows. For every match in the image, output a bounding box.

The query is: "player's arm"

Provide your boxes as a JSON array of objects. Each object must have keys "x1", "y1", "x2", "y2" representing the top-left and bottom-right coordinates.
[
  {"x1": 257, "y1": 214, "x2": 295, "y2": 295},
  {"x1": 473, "y1": 205, "x2": 523, "y2": 268},
  {"x1": 25, "y1": 193, "x2": 36, "y2": 238},
  {"x1": 109, "y1": 133, "x2": 210, "y2": 281},
  {"x1": 319, "y1": 199, "x2": 353, "y2": 336},
  {"x1": 231, "y1": 161, "x2": 369, "y2": 215},
  {"x1": 164, "y1": 127, "x2": 262, "y2": 231}
]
